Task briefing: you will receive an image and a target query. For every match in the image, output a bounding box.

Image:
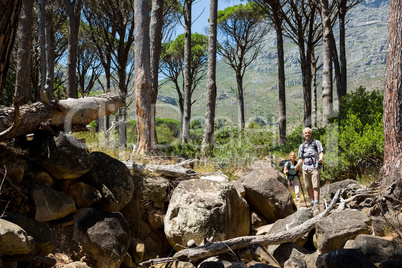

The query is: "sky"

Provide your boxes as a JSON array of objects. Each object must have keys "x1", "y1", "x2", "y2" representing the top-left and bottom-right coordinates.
[{"x1": 175, "y1": 0, "x2": 243, "y2": 36}]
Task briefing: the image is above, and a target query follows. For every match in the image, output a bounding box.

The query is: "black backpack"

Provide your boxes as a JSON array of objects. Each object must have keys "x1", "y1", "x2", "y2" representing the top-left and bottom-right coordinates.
[{"x1": 301, "y1": 139, "x2": 318, "y2": 158}]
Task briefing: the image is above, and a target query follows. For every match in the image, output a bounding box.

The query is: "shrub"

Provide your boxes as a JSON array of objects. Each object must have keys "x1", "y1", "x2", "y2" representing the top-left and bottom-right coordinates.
[{"x1": 321, "y1": 87, "x2": 383, "y2": 182}]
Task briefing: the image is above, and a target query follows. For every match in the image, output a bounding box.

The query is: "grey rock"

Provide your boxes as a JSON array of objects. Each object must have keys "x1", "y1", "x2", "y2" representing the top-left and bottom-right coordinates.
[
  {"x1": 316, "y1": 248, "x2": 376, "y2": 268},
  {"x1": 30, "y1": 132, "x2": 92, "y2": 180},
  {"x1": 351, "y1": 234, "x2": 402, "y2": 263},
  {"x1": 31, "y1": 184, "x2": 77, "y2": 222},
  {"x1": 3, "y1": 213, "x2": 54, "y2": 255},
  {"x1": 0, "y1": 219, "x2": 34, "y2": 255},
  {"x1": 164, "y1": 179, "x2": 250, "y2": 250},
  {"x1": 315, "y1": 209, "x2": 371, "y2": 254},
  {"x1": 239, "y1": 165, "x2": 295, "y2": 223},
  {"x1": 73, "y1": 208, "x2": 131, "y2": 268},
  {"x1": 80, "y1": 152, "x2": 134, "y2": 211}
]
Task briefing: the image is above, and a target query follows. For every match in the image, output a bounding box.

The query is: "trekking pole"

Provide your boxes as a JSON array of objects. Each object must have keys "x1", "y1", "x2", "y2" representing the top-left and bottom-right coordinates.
[{"x1": 297, "y1": 175, "x2": 308, "y2": 207}]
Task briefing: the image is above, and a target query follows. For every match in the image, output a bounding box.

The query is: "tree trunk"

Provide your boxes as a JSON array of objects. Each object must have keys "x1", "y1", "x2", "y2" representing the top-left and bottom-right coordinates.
[
  {"x1": 150, "y1": 0, "x2": 164, "y2": 152},
  {"x1": 134, "y1": 0, "x2": 152, "y2": 154},
  {"x1": 329, "y1": 30, "x2": 342, "y2": 109},
  {"x1": 0, "y1": 94, "x2": 124, "y2": 140},
  {"x1": 182, "y1": 0, "x2": 192, "y2": 142},
  {"x1": 311, "y1": 52, "x2": 318, "y2": 128},
  {"x1": 45, "y1": 10, "x2": 55, "y2": 96},
  {"x1": 381, "y1": 0, "x2": 402, "y2": 198},
  {"x1": 201, "y1": 0, "x2": 218, "y2": 156},
  {"x1": 339, "y1": 1, "x2": 347, "y2": 106},
  {"x1": 277, "y1": 26, "x2": 286, "y2": 144},
  {"x1": 321, "y1": 0, "x2": 333, "y2": 127},
  {"x1": 0, "y1": 0, "x2": 22, "y2": 96},
  {"x1": 39, "y1": 0, "x2": 48, "y2": 102},
  {"x1": 15, "y1": 0, "x2": 34, "y2": 105},
  {"x1": 64, "y1": 0, "x2": 83, "y2": 98},
  {"x1": 236, "y1": 72, "x2": 245, "y2": 130},
  {"x1": 300, "y1": 51, "x2": 312, "y2": 128}
]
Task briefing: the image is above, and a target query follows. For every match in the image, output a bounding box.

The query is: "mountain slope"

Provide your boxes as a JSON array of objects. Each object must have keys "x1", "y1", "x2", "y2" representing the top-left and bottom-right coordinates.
[{"x1": 155, "y1": 0, "x2": 389, "y2": 131}]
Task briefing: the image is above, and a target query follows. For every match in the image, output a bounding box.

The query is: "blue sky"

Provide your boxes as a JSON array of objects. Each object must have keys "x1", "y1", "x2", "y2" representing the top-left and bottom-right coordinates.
[{"x1": 176, "y1": 0, "x2": 243, "y2": 36}]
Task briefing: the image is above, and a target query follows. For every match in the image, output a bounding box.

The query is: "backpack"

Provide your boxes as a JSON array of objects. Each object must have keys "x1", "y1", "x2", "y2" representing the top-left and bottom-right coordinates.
[{"x1": 301, "y1": 139, "x2": 318, "y2": 158}]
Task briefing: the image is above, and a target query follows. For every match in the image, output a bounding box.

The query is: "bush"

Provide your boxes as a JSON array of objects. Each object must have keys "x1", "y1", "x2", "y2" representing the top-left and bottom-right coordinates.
[
  {"x1": 155, "y1": 118, "x2": 181, "y2": 138},
  {"x1": 212, "y1": 125, "x2": 274, "y2": 167},
  {"x1": 321, "y1": 87, "x2": 383, "y2": 182}
]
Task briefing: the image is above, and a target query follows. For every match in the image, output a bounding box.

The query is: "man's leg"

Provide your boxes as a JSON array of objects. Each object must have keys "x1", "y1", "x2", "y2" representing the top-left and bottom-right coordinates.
[
  {"x1": 313, "y1": 187, "x2": 320, "y2": 201},
  {"x1": 311, "y1": 169, "x2": 320, "y2": 203},
  {"x1": 303, "y1": 169, "x2": 314, "y2": 203}
]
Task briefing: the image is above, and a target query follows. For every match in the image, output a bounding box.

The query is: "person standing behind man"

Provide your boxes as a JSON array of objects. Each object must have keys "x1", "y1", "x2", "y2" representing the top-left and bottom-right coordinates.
[
  {"x1": 283, "y1": 152, "x2": 300, "y2": 200},
  {"x1": 295, "y1": 127, "x2": 324, "y2": 205}
]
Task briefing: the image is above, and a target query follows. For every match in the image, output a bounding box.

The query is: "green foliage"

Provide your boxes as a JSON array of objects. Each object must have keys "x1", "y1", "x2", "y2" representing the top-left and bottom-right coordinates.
[
  {"x1": 190, "y1": 119, "x2": 202, "y2": 129},
  {"x1": 126, "y1": 119, "x2": 137, "y2": 144},
  {"x1": 217, "y1": 2, "x2": 266, "y2": 23},
  {"x1": 155, "y1": 118, "x2": 181, "y2": 137},
  {"x1": 321, "y1": 87, "x2": 384, "y2": 182},
  {"x1": 161, "y1": 33, "x2": 208, "y2": 62},
  {"x1": 213, "y1": 124, "x2": 273, "y2": 167}
]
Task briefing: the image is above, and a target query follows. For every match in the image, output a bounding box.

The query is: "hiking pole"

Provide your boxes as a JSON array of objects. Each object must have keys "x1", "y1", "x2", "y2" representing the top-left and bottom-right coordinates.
[{"x1": 297, "y1": 175, "x2": 308, "y2": 207}]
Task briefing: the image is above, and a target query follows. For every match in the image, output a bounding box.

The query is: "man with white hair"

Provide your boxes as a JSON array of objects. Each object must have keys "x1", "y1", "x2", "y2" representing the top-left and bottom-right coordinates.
[{"x1": 295, "y1": 127, "x2": 324, "y2": 205}]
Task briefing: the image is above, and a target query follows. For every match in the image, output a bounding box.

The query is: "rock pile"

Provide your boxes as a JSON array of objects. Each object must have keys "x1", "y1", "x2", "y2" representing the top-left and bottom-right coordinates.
[{"x1": 0, "y1": 131, "x2": 401, "y2": 268}]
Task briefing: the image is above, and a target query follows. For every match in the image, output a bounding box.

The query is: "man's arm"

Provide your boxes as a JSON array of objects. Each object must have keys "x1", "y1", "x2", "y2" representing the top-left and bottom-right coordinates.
[
  {"x1": 318, "y1": 151, "x2": 324, "y2": 163},
  {"x1": 295, "y1": 159, "x2": 303, "y2": 171}
]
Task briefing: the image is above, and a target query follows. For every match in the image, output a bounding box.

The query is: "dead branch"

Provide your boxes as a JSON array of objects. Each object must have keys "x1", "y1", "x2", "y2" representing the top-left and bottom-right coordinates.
[
  {"x1": 127, "y1": 159, "x2": 199, "y2": 178},
  {"x1": 0, "y1": 93, "x2": 124, "y2": 141},
  {"x1": 140, "y1": 189, "x2": 341, "y2": 265}
]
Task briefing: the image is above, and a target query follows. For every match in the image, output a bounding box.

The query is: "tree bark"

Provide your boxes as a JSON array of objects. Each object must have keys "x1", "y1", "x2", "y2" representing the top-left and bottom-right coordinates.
[
  {"x1": 201, "y1": 0, "x2": 218, "y2": 156},
  {"x1": 339, "y1": 1, "x2": 347, "y2": 105},
  {"x1": 277, "y1": 26, "x2": 286, "y2": 144},
  {"x1": 321, "y1": 0, "x2": 333, "y2": 127},
  {"x1": 134, "y1": 0, "x2": 153, "y2": 154},
  {"x1": 382, "y1": 0, "x2": 402, "y2": 199},
  {"x1": 15, "y1": 0, "x2": 34, "y2": 105},
  {"x1": 311, "y1": 52, "x2": 319, "y2": 128},
  {"x1": 236, "y1": 72, "x2": 245, "y2": 130},
  {"x1": 64, "y1": 0, "x2": 83, "y2": 98},
  {"x1": 182, "y1": 0, "x2": 193, "y2": 142},
  {"x1": 0, "y1": 0, "x2": 22, "y2": 96},
  {"x1": 150, "y1": 0, "x2": 164, "y2": 153},
  {"x1": 0, "y1": 94, "x2": 124, "y2": 140}
]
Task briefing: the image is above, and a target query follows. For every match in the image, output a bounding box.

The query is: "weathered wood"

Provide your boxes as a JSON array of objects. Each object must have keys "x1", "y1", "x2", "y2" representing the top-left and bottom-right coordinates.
[
  {"x1": 140, "y1": 189, "x2": 341, "y2": 265},
  {"x1": 0, "y1": 94, "x2": 124, "y2": 140},
  {"x1": 126, "y1": 159, "x2": 198, "y2": 178}
]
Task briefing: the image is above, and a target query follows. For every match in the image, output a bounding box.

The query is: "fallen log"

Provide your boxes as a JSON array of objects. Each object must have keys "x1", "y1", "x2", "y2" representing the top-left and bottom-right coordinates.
[
  {"x1": 126, "y1": 159, "x2": 198, "y2": 179},
  {"x1": 0, "y1": 94, "x2": 124, "y2": 141},
  {"x1": 140, "y1": 189, "x2": 341, "y2": 265}
]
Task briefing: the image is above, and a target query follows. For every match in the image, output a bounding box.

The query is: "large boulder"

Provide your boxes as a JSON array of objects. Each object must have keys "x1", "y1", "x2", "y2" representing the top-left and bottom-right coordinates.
[
  {"x1": 238, "y1": 168, "x2": 295, "y2": 223},
  {"x1": 164, "y1": 179, "x2": 250, "y2": 250},
  {"x1": 79, "y1": 152, "x2": 134, "y2": 211},
  {"x1": 73, "y1": 208, "x2": 131, "y2": 268},
  {"x1": 0, "y1": 219, "x2": 34, "y2": 255},
  {"x1": 247, "y1": 160, "x2": 287, "y2": 186},
  {"x1": 264, "y1": 207, "x2": 312, "y2": 247},
  {"x1": 345, "y1": 234, "x2": 402, "y2": 264},
  {"x1": 31, "y1": 184, "x2": 77, "y2": 222},
  {"x1": 320, "y1": 179, "x2": 363, "y2": 203},
  {"x1": 3, "y1": 213, "x2": 55, "y2": 255},
  {"x1": 30, "y1": 131, "x2": 92, "y2": 180},
  {"x1": 315, "y1": 209, "x2": 371, "y2": 254},
  {"x1": 316, "y1": 248, "x2": 376, "y2": 268}
]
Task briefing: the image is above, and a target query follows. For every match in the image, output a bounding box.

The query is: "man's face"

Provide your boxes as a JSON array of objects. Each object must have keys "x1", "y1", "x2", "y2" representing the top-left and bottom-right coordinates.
[{"x1": 303, "y1": 129, "x2": 312, "y2": 141}]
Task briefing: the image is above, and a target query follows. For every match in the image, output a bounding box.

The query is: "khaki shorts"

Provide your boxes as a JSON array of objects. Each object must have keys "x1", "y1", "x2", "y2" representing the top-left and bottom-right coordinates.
[{"x1": 302, "y1": 169, "x2": 320, "y2": 188}]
